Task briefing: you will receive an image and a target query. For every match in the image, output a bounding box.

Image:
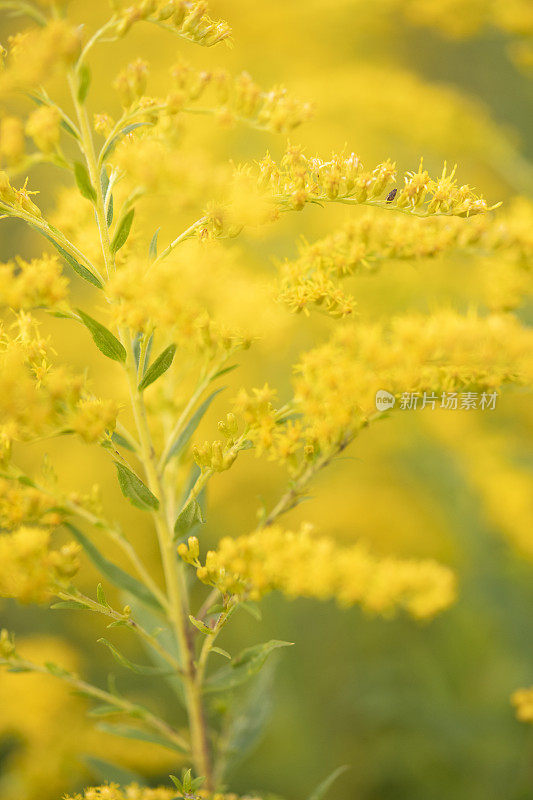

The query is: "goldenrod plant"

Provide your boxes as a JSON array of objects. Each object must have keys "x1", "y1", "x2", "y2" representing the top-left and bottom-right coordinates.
[{"x1": 0, "y1": 2, "x2": 532, "y2": 799}]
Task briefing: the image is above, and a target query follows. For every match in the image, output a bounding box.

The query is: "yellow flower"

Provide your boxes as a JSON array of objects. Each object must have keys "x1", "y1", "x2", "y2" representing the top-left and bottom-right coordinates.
[
  {"x1": 0, "y1": 116, "x2": 25, "y2": 163},
  {"x1": 0, "y1": 526, "x2": 80, "y2": 603},
  {"x1": 184, "y1": 524, "x2": 456, "y2": 619},
  {"x1": 25, "y1": 105, "x2": 62, "y2": 153}
]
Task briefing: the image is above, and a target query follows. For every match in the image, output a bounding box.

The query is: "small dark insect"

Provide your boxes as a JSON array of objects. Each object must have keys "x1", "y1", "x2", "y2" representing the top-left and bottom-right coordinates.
[{"x1": 386, "y1": 188, "x2": 397, "y2": 202}]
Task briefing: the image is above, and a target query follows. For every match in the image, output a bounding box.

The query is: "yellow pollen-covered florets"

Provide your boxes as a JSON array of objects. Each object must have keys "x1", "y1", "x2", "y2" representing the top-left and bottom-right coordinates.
[
  {"x1": 180, "y1": 525, "x2": 456, "y2": 620},
  {"x1": 114, "y1": 0, "x2": 232, "y2": 47},
  {"x1": 0, "y1": 526, "x2": 80, "y2": 604},
  {"x1": 0, "y1": 253, "x2": 69, "y2": 310},
  {"x1": 254, "y1": 146, "x2": 498, "y2": 218}
]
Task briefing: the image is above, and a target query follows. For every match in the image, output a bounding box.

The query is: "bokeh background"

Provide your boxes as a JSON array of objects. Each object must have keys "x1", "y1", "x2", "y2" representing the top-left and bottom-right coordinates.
[{"x1": 1, "y1": 1, "x2": 533, "y2": 799}]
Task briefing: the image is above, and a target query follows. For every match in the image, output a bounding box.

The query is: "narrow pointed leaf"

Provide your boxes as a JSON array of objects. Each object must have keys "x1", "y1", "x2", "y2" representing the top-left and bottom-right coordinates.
[
  {"x1": 111, "y1": 208, "x2": 135, "y2": 254},
  {"x1": 174, "y1": 499, "x2": 204, "y2": 540},
  {"x1": 51, "y1": 599, "x2": 91, "y2": 611},
  {"x1": 138, "y1": 344, "x2": 176, "y2": 391},
  {"x1": 98, "y1": 638, "x2": 171, "y2": 675},
  {"x1": 111, "y1": 431, "x2": 136, "y2": 452},
  {"x1": 114, "y1": 462, "x2": 159, "y2": 511},
  {"x1": 33, "y1": 227, "x2": 103, "y2": 288},
  {"x1": 149, "y1": 228, "x2": 160, "y2": 260},
  {"x1": 77, "y1": 309, "x2": 126, "y2": 362},
  {"x1": 77, "y1": 64, "x2": 91, "y2": 103},
  {"x1": 74, "y1": 161, "x2": 96, "y2": 203},
  {"x1": 97, "y1": 723, "x2": 187, "y2": 753},
  {"x1": 307, "y1": 766, "x2": 349, "y2": 800},
  {"x1": 166, "y1": 387, "x2": 225, "y2": 464},
  {"x1": 204, "y1": 640, "x2": 293, "y2": 693},
  {"x1": 101, "y1": 122, "x2": 151, "y2": 161},
  {"x1": 64, "y1": 522, "x2": 162, "y2": 611}
]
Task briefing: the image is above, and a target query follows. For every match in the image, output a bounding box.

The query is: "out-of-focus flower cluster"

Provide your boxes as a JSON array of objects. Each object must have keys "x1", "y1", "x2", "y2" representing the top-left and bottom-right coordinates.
[
  {"x1": 113, "y1": 0, "x2": 232, "y2": 47},
  {"x1": 228, "y1": 311, "x2": 532, "y2": 475},
  {"x1": 0, "y1": 20, "x2": 81, "y2": 95},
  {"x1": 179, "y1": 524, "x2": 456, "y2": 619},
  {"x1": 105, "y1": 252, "x2": 252, "y2": 356},
  {"x1": 109, "y1": 58, "x2": 312, "y2": 135},
  {"x1": 0, "y1": 526, "x2": 80, "y2": 603},
  {"x1": 276, "y1": 199, "x2": 533, "y2": 318},
  {"x1": 255, "y1": 146, "x2": 497, "y2": 217},
  {"x1": 512, "y1": 686, "x2": 533, "y2": 722},
  {"x1": 0, "y1": 254, "x2": 69, "y2": 311},
  {"x1": 0, "y1": 313, "x2": 118, "y2": 458},
  {"x1": 0, "y1": 477, "x2": 64, "y2": 530}
]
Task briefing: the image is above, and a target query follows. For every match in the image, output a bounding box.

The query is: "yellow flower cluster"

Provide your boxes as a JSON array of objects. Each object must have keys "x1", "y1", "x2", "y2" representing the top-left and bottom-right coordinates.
[
  {"x1": 512, "y1": 687, "x2": 533, "y2": 722},
  {"x1": 0, "y1": 170, "x2": 41, "y2": 217},
  {"x1": 0, "y1": 21, "x2": 81, "y2": 95},
  {"x1": 0, "y1": 314, "x2": 118, "y2": 453},
  {"x1": 114, "y1": 0, "x2": 232, "y2": 47},
  {"x1": 256, "y1": 146, "x2": 497, "y2": 217},
  {"x1": 0, "y1": 253, "x2": 69, "y2": 310},
  {"x1": 230, "y1": 312, "x2": 532, "y2": 472},
  {"x1": 64, "y1": 786, "x2": 261, "y2": 800},
  {"x1": 276, "y1": 201, "x2": 533, "y2": 317},
  {"x1": 292, "y1": 311, "x2": 532, "y2": 451},
  {"x1": 0, "y1": 116, "x2": 25, "y2": 164},
  {"x1": 105, "y1": 256, "x2": 251, "y2": 354},
  {"x1": 179, "y1": 525, "x2": 456, "y2": 619},
  {"x1": 0, "y1": 526, "x2": 80, "y2": 604},
  {"x1": 168, "y1": 61, "x2": 312, "y2": 133},
  {"x1": 0, "y1": 477, "x2": 64, "y2": 530},
  {"x1": 26, "y1": 105, "x2": 62, "y2": 153}
]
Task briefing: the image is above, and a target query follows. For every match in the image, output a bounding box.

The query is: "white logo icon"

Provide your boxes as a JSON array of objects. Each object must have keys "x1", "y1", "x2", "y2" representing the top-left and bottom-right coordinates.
[{"x1": 375, "y1": 390, "x2": 396, "y2": 412}]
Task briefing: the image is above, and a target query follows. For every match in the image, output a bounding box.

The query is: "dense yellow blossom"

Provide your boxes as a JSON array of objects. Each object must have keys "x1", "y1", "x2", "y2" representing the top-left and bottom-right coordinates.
[
  {"x1": 0, "y1": 115, "x2": 25, "y2": 164},
  {"x1": 0, "y1": 254, "x2": 69, "y2": 310},
  {"x1": 255, "y1": 146, "x2": 497, "y2": 217},
  {"x1": 0, "y1": 314, "x2": 117, "y2": 449},
  {"x1": 0, "y1": 477, "x2": 64, "y2": 529},
  {"x1": 276, "y1": 203, "x2": 533, "y2": 317},
  {"x1": 179, "y1": 524, "x2": 456, "y2": 619},
  {"x1": 113, "y1": 0, "x2": 232, "y2": 47},
  {"x1": 25, "y1": 105, "x2": 62, "y2": 153},
  {"x1": 0, "y1": 526, "x2": 80, "y2": 603},
  {"x1": 0, "y1": 20, "x2": 81, "y2": 94}
]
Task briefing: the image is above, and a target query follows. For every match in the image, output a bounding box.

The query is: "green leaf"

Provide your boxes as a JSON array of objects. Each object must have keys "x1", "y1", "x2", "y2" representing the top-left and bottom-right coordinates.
[
  {"x1": 107, "y1": 194, "x2": 114, "y2": 226},
  {"x1": 50, "y1": 599, "x2": 91, "y2": 611},
  {"x1": 211, "y1": 364, "x2": 238, "y2": 381},
  {"x1": 149, "y1": 228, "x2": 160, "y2": 260},
  {"x1": 307, "y1": 766, "x2": 349, "y2": 800},
  {"x1": 138, "y1": 344, "x2": 176, "y2": 391},
  {"x1": 219, "y1": 658, "x2": 276, "y2": 773},
  {"x1": 121, "y1": 592, "x2": 184, "y2": 704},
  {"x1": 211, "y1": 647, "x2": 231, "y2": 660},
  {"x1": 77, "y1": 309, "x2": 126, "y2": 362},
  {"x1": 97, "y1": 723, "x2": 187, "y2": 753},
  {"x1": 174, "y1": 499, "x2": 205, "y2": 540},
  {"x1": 74, "y1": 161, "x2": 96, "y2": 203},
  {"x1": 60, "y1": 118, "x2": 80, "y2": 140},
  {"x1": 204, "y1": 640, "x2": 293, "y2": 694},
  {"x1": 101, "y1": 122, "x2": 151, "y2": 161},
  {"x1": 165, "y1": 387, "x2": 225, "y2": 464},
  {"x1": 114, "y1": 462, "x2": 159, "y2": 511},
  {"x1": 111, "y1": 431, "x2": 136, "y2": 452},
  {"x1": 189, "y1": 615, "x2": 211, "y2": 635},
  {"x1": 97, "y1": 583, "x2": 109, "y2": 607},
  {"x1": 77, "y1": 64, "x2": 91, "y2": 103},
  {"x1": 64, "y1": 522, "x2": 163, "y2": 612},
  {"x1": 83, "y1": 755, "x2": 144, "y2": 788},
  {"x1": 98, "y1": 638, "x2": 171, "y2": 675},
  {"x1": 34, "y1": 227, "x2": 103, "y2": 288},
  {"x1": 111, "y1": 208, "x2": 135, "y2": 255},
  {"x1": 87, "y1": 704, "x2": 122, "y2": 717}
]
